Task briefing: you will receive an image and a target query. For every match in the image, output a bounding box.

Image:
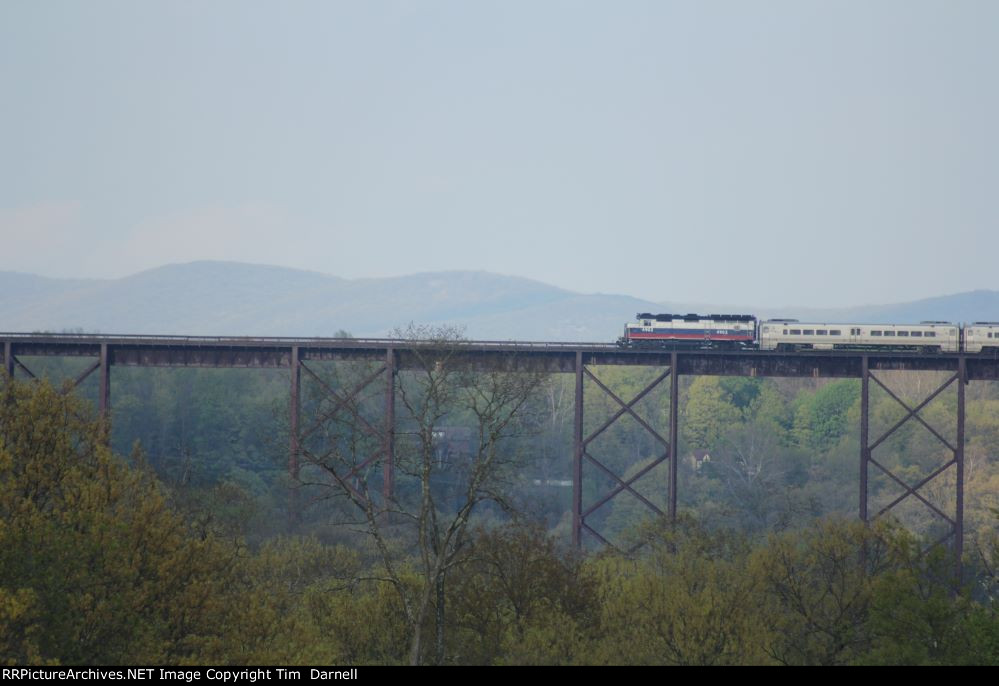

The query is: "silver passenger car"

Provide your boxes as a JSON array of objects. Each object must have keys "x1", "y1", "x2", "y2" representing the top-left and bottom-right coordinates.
[
  {"x1": 964, "y1": 322, "x2": 999, "y2": 354},
  {"x1": 758, "y1": 320, "x2": 960, "y2": 353}
]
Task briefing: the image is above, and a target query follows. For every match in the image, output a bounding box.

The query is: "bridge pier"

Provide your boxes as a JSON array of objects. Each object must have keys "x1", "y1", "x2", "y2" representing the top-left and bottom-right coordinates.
[
  {"x1": 669, "y1": 351, "x2": 679, "y2": 520},
  {"x1": 289, "y1": 346, "x2": 301, "y2": 519},
  {"x1": 98, "y1": 343, "x2": 110, "y2": 418},
  {"x1": 572, "y1": 355, "x2": 678, "y2": 550},
  {"x1": 383, "y1": 348, "x2": 396, "y2": 503},
  {"x1": 859, "y1": 355, "x2": 966, "y2": 582},
  {"x1": 572, "y1": 352, "x2": 583, "y2": 548}
]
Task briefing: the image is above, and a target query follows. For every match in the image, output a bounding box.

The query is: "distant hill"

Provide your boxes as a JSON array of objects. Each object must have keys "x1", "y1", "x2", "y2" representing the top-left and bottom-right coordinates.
[
  {"x1": 1, "y1": 262, "x2": 997, "y2": 341},
  {"x1": 0, "y1": 262, "x2": 667, "y2": 341}
]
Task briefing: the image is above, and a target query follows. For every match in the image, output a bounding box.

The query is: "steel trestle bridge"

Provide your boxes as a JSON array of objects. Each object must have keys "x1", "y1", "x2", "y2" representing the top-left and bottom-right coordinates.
[{"x1": 5, "y1": 332, "x2": 998, "y2": 575}]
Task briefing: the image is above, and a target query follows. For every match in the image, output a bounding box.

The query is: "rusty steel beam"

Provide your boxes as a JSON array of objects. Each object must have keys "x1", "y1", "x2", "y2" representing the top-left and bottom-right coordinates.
[
  {"x1": 69, "y1": 359, "x2": 102, "y2": 390},
  {"x1": 582, "y1": 452, "x2": 669, "y2": 518},
  {"x1": 98, "y1": 344, "x2": 110, "y2": 417},
  {"x1": 581, "y1": 522, "x2": 613, "y2": 548},
  {"x1": 581, "y1": 368, "x2": 670, "y2": 448},
  {"x1": 867, "y1": 372, "x2": 958, "y2": 452},
  {"x1": 13, "y1": 356, "x2": 36, "y2": 380},
  {"x1": 299, "y1": 361, "x2": 387, "y2": 443},
  {"x1": 861, "y1": 356, "x2": 869, "y2": 523},
  {"x1": 113, "y1": 347, "x2": 290, "y2": 368},
  {"x1": 572, "y1": 351, "x2": 583, "y2": 548},
  {"x1": 290, "y1": 346, "x2": 300, "y2": 485},
  {"x1": 584, "y1": 451, "x2": 665, "y2": 517},
  {"x1": 956, "y1": 356, "x2": 966, "y2": 583},
  {"x1": 869, "y1": 373, "x2": 957, "y2": 451},
  {"x1": 875, "y1": 458, "x2": 957, "y2": 519},
  {"x1": 383, "y1": 348, "x2": 396, "y2": 503},
  {"x1": 583, "y1": 368, "x2": 670, "y2": 446},
  {"x1": 669, "y1": 351, "x2": 679, "y2": 520},
  {"x1": 868, "y1": 456, "x2": 956, "y2": 525}
]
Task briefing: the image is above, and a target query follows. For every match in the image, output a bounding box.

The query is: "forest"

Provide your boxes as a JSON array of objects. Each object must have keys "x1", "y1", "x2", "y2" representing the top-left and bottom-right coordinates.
[{"x1": 1, "y1": 334, "x2": 998, "y2": 665}]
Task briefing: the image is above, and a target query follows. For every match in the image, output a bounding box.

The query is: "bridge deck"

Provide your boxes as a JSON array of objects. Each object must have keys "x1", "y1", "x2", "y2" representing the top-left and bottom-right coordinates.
[{"x1": 3, "y1": 332, "x2": 999, "y2": 378}]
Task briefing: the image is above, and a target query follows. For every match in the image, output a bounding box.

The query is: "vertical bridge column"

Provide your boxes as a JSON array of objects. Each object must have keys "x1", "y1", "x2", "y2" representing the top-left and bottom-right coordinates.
[
  {"x1": 669, "y1": 351, "x2": 679, "y2": 520},
  {"x1": 383, "y1": 347, "x2": 396, "y2": 502},
  {"x1": 99, "y1": 343, "x2": 110, "y2": 418},
  {"x1": 572, "y1": 351, "x2": 584, "y2": 548},
  {"x1": 956, "y1": 356, "x2": 965, "y2": 583},
  {"x1": 288, "y1": 345, "x2": 302, "y2": 492},
  {"x1": 3, "y1": 341, "x2": 12, "y2": 378},
  {"x1": 860, "y1": 355, "x2": 869, "y2": 523}
]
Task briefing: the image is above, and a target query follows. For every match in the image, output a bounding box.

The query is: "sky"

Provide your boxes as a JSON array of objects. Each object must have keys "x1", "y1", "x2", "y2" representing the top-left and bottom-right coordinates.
[{"x1": 1, "y1": 0, "x2": 997, "y2": 308}]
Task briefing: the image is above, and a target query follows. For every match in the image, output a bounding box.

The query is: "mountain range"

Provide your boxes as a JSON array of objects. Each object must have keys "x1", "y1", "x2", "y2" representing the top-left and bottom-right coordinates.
[{"x1": 1, "y1": 261, "x2": 997, "y2": 341}]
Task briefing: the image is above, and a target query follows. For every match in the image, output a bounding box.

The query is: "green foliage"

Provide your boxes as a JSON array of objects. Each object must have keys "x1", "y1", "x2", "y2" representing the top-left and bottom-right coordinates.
[
  {"x1": 0, "y1": 379, "x2": 240, "y2": 664},
  {"x1": 592, "y1": 517, "x2": 770, "y2": 665},
  {"x1": 448, "y1": 522, "x2": 598, "y2": 664},
  {"x1": 753, "y1": 518, "x2": 891, "y2": 665},
  {"x1": 682, "y1": 377, "x2": 743, "y2": 449},
  {"x1": 749, "y1": 380, "x2": 793, "y2": 442},
  {"x1": 792, "y1": 379, "x2": 860, "y2": 451},
  {"x1": 719, "y1": 377, "x2": 762, "y2": 412}
]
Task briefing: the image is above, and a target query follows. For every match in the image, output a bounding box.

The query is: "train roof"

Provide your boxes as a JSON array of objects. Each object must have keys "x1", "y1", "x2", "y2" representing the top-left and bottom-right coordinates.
[
  {"x1": 635, "y1": 313, "x2": 756, "y2": 322},
  {"x1": 763, "y1": 321, "x2": 957, "y2": 327}
]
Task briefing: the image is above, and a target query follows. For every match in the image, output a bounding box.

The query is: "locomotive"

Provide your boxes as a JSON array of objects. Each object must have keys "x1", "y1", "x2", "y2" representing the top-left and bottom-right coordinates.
[{"x1": 619, "y1": 313, "x2": 999, "y2": 354}]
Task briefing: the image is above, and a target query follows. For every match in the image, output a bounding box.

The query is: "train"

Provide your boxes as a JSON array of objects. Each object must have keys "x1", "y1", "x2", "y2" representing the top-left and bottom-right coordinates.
[{"x1": 619, "y1": 313, "x2": 999, "y2": 354}]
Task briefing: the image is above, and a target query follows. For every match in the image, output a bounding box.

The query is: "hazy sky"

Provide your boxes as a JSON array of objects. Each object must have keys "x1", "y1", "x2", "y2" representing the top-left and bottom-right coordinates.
[{"x1": 2, "y1": 1, "x2": 997, "y2": 307}]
